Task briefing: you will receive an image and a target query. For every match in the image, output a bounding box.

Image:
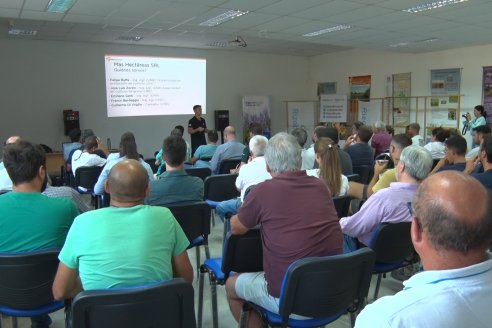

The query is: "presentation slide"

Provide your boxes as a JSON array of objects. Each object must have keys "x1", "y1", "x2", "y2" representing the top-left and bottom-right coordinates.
[{"x1": 104, "y1": 55, "x2": 206, "y2": 117}]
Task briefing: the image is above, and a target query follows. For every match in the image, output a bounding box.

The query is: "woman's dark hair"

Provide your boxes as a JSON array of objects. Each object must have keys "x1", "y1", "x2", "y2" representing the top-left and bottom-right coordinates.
[
  {"x1": 119, "y1": 132, "x2": 139, "y2": 160},
  {"x1": 475, "y1": 105, "x2": 487, "y2": 119},
  {"x1": 432, "y1": 127, "x2": 450, "y2": 142}
]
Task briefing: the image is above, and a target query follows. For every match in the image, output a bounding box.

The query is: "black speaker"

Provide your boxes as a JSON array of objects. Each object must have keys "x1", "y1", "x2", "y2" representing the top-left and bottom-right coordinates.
[
  {"x1": 63, "y1": 109, "x2": 80, "y2": 136},
  {"x1": 215, "y1": 110, "x2": 229, "y2": 131}
]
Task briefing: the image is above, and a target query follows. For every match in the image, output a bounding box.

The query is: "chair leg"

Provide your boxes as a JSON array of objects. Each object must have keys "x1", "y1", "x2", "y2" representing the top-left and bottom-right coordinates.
[
  {"x1": 11, "y1": 317, "x2": 18, "y2": 328},
  {"x1": 195, "y1": 247, "x2": 201, "y2": 281},
  {"x1": 204, "y1": 244, "x2": 210, "y2": 260},
  {"x1": 198, "y1": 270, "x2": 205, "y2": 328},
  {"x1": 373, "y1": 273, "x2": 383, "y2": 301},
  {"x1": 210, "y1": 279, "x2": 218, "y2": 328},
  {"x1": 350, "y1": 312, "x2": 356, "y2": 328}
]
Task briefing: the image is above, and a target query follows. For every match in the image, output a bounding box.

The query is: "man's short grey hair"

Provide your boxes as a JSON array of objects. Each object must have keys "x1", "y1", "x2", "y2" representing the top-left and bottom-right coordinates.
[
  {"x1": 373, "y1": 121, "x2": 386, "y2": 131},
  {"x1": 265, "y1": 132, "x2": 302, "y2": 173},
  {"x1": 249, "y1": 135, "x2": 268, "y2": 157},
  {"x1": 290, "y1": 128, "x2": 307, "y2": 148},
  {"x1": 399, "y1": 145, "x2": 433, "y2": 181}
]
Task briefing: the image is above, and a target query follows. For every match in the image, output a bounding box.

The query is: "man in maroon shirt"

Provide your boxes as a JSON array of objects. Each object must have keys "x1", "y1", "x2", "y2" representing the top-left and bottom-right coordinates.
[{"x1": 225, "y1": 132, "x2": 343, "y2": 326}]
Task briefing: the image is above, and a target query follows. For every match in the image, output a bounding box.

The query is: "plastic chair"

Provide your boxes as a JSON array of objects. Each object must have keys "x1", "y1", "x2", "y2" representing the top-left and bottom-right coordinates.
[
  {"x1": 165, "y1": 202, "x2": 212, "y2": 277},
  {"x1": 144, "y1": 158, "x2": 158, "y2": 174},
  {"x1": 240, "y1": 248, "x2": 376, "y2": 328},
  {"x1": 368, "y1": 222, "x2": 415, "y2": 300},
  {"x1": 0, "y1": 249, "x2": 64, "y2": 327},
  {"x1": 218, "y1": 158, "x2": 241, "y2": 174},
  {"x1": 73, "y1": 166, "x2": 103, "y2": 194},
  {"x1": 198, "y1": 228, "x2": 263, "y2": 328},
  {"x1": 203, "y1": 174, "x2": 239, "y2": 208},
  {"x1": 70, "y1": 278, "x2": 196, "y2": 328},
  {"x1": 185, "y1": 167, "x2": 212, "y2": 181},
  {"x1": 352, "y1": 165, "x2": 374, "y2": 185},
  {"x1": 333, "y1": 195, "x2": 352, "y2": 219},
  {"x1": 346, "y1": 173, "x2": 360, "y2": 182}
]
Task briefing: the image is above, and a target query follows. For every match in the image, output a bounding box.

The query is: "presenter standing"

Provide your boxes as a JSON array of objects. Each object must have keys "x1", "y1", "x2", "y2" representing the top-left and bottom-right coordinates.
[{"x1": 188, "y1": 105, "x2": 208, "y2": 154}]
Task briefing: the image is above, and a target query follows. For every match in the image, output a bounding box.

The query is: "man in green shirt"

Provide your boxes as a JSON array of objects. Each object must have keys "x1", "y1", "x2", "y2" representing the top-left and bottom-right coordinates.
[
  {"x1": 53, "y1": 159, "x2": 193, "y2": 300},
  {"x1": 0, "y1": 139, "x2": 79, "y2": 328}
]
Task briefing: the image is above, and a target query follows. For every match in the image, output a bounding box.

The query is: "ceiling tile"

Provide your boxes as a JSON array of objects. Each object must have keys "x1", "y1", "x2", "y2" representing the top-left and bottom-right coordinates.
[
  {"x1": 20, "y1": 10, "x2": 64, "y2": 21},
  {"x1": 293, "y1": 0, "x2": 365, "y2": 20},
  {"x1": 0, "y1": 7, "x2": 19, "y2": 18},
  {"x1": 258, "y1": 0, "x2": 330, "y2": 16},
  {"x1": 217, "y1": 0, "x2": 281, "y2": 12}
]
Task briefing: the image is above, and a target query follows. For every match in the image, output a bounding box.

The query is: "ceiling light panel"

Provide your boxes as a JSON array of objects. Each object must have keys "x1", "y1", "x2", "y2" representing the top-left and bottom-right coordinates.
[
  {"x1": 303, "y1": 25, "x2": 351, "y2": 37},
  {"x1": 46, "y1": 0, "x2": 75, "y2": 13},
  {"x1": 403, "y1": 0, "x2": 468, "y2": 13},
  {"x1": 199, "y1": 10, "x2": 248, "y2": 27}
]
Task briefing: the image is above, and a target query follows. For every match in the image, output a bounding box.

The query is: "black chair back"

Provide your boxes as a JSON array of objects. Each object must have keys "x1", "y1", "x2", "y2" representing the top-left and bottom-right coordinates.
[
  {"x1": 218, "y1": 158, "x2": 241, "y2": 174},
  {"x1": 352, "y1": 165, "x2": 374, "y2": 185},
  {"x1": 71, "y1": 278, "x2": 196, "y2": 328},
  {"x1": 346, "y1": 173, "x2": 361, "y2": 182},
  {"x1": 165, "y1": 202, "x2": 211, "y2": 243},
  {"x1": 144, "y1": 158, "x2": 158, "y2": 174},
  {"x1": 222, "y1": 229, "x2": 263, "y2": 280},
  {"x1": 369, "y1": 222, "x2": 414, "y2": 263},
  {"x1": 431, "y1": 158, "x2": 441, "y2": 170},
  {"x1": 278, "y1": 248, "x2": 375, "y2": 324},
  {"x1": 333, "y1": 195, "x2": 351, "y2": 218},
  {"x1": 204, "y1": 174, "x2": 239, "y2": 202},
  {"x1": 74, "y1": 166, "x2": 103, "y2": 191},
  {"x1": 185, "y1": 167, "x2": 212, "y2": 181},
  {"x1": 0, "y1": 249, "x2": 60, "y2": 309}
]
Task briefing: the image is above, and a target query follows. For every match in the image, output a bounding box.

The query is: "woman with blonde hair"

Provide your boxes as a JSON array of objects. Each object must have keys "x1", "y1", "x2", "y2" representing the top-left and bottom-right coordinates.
[{"x1": 306, "y1": 137, "x2": 349, "y2": 196}]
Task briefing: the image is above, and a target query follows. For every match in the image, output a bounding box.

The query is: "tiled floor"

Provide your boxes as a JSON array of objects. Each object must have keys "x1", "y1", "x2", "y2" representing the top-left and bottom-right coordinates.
[{"x1": 1, "y1": 213, "x2": 405, "y2": 328}]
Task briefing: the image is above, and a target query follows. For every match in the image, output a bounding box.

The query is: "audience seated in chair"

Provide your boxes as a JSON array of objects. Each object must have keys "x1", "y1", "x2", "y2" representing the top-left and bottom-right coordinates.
[
  {"x1": 371, "y1": 121, "x2": 392, "y2": 158},
  {"x1": 93, "y1": 132, "x2": 154, "y2": 195},
  {"x1": 431, "y1": 135, "x2": 467, "y2": 174},
  {"x1": 66, "y1": 129, "x2": 107, "y2": 176},
  {"x1": 407, "y1": 122, "x2": 424, "y2": 147},
  {"x1": 356, "y1": 171, "x2": 492, "y2": 327},
  {"x1": 466, "y1": 125, "x2": 491, "y2": 160},
  {"x1": 53, "y1": 159, "x2": 193, "y2": 301},
  {"x1": 210, "y1": 126, "x2": 245, "y2": 175},
  {"x1": 235, "y1": 122, "x2": 264, "y2": 172},
  {"x1": 0, "y1": 135, "x2": 20, "y2": 191},
  {"x1": 190, "y1": 130, "x2": 219, "y2": 168},
  {"x1": 155, "y1": 125, "x2": 192, "y2": 175},
  {"x1": 71, "y1": 136, "x2": 108, "y2": 176},
  {"x1": 302, "y1": 125, "x2": 338, "y2": 170},
  {"x1": 348, "y1": 134, "x2": 411, "y2": 200},
  {"x1": 464, "y1": 134, "x2": 492, "y2": 191},
  {"x1": 340, "y1": 145, "x2": 432, "y2": 253},
  {"x1": 225, "y1": 132, "x2": 342, "y2": 327},
  {"x1": 424, "y1": 127, "x2": 449, "y2": 160},
  {"x1": 145, "y1": 135, "x2": 203, "y2": 206},
  {"x1": 343, "y1": 126, "x2": 374, "y2": 167},
  {"x1": 216, "y1": 135, "x2": 271, "y2": 221},
  {"x1": 306, "y1": 137, "x2": 348, "y2": 196},
  {"x1": 324, "y1": 126, "x2": 353, "y2": 175},
  {"x1": 0, "y1": 139, "x2": 79, "y2": 328}
]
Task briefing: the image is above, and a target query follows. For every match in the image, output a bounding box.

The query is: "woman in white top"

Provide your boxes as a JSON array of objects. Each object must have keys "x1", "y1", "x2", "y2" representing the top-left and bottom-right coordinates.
[
  {"x1": 424, "y1": 127, "x2": 449, "y2": 159},
  {"x1": 306, "y1": 137, "x2": 349, "y2": 196}
]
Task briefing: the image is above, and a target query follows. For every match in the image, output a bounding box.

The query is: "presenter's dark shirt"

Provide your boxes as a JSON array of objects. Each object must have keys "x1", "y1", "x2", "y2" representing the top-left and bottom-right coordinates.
[{"x1": 188, "y1": 116, "x2": 207, "y2": 153}]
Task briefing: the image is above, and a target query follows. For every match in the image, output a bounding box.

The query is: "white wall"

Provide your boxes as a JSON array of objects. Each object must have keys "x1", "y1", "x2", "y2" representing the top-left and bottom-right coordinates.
[
  {"x1": 0, "y1": 39, "x2": 310, "y2": 157},
  {"x1": 309, "y1": 44, "x2": 492, "y2": 142}
]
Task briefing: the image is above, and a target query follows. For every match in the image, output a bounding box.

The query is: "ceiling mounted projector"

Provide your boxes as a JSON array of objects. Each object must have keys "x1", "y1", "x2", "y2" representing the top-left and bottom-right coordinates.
[{"x1": 229, "y1": 35, "x2": 247, "y2": 48}]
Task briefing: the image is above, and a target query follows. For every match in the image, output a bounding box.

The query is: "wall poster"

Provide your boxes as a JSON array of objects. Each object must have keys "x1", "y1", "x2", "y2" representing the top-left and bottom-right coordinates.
[
  {"x1": 482, "y1": 66, "x2": 492, "y2": 125},
  {"x1": 392, "y1": 72, "x2": 411, "y2": 126}
]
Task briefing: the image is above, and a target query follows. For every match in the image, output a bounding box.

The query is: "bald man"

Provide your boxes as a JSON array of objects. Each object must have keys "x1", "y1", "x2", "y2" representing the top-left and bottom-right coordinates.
[
  {"x1": 356, "y1": 171, "x2": 492, "y2": 327},
  {"x1": 53, "y1": 159, "x2": 193, "y2": 300},
  {"x1": 210, "y1": 125, "x2": 245, "y2": 174}
]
